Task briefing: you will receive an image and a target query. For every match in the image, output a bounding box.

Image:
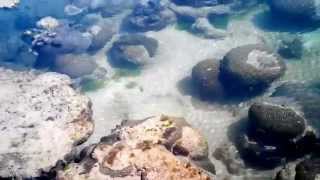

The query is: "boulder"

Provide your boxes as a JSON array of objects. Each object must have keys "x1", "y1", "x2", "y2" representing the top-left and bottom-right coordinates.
[
  {"x1": 295, "y1": 158, "x2": 320, "y2": 180},
  {"x1": 248, "y1": 102, "x2": 306, "y2": 141},
  {"x1": 172, "y1": 0, "x2": 222, "y2": 7},
  {"x1": 57, "y1": 115, "x2": 214, "y2": 179},
  {"x1": 220, "y1": 44, "x2": 285, "y2": 96},
  {"x1": 268, "y1": 0, "x2": 320, "y2": 21},
  {"x1": 54, "y1": 53, "x2": 97, "y2": 78},
  {"x1": 272, "y1": 82, "x2": 320, "y2": 134},
  {"x1": 0, "y1": 68, "x2": 94, "y2": 178},
  {"x1": 125, "y1": 0, "x2": 176, "y2": 32},
  {"x1": 87, "y1": 21, "x2": 116, "y2": 52},
  {"x1": 108, "y1": 34, "x2": 158, "y2": 67},
  {"x1": 192, "y1": 59, "x2": 225, "y2": 98},
  {"x1": 278, "y1": 35, "x2": 303, "y2": 59},
  {"x1": 29, "y1": 24, "x2": 92, "y2": 55},
  {"x1": 234, "y1": 100, "x2": 318, "y2": 168}
]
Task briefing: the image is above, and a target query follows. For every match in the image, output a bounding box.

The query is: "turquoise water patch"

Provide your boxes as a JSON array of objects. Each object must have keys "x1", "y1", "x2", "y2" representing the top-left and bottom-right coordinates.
[
  {"x1": 208, "y1": 13, "x2": 229, "y2": 30},
  {"x1": 112, "y1": 68, "x2": 141, "y2": 81},
  {"x1": 81, "y1": 78, "x2": 107, "y2": 92}
]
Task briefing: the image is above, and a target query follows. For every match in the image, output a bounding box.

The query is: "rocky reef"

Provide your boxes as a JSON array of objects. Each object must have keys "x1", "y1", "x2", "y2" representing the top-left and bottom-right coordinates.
[
  {"x1": 0, "y1": 68, "x2": 94, "y2": 178},
  {"x1": 57, "y1": 115, "x2": 215, "y2": 180}
]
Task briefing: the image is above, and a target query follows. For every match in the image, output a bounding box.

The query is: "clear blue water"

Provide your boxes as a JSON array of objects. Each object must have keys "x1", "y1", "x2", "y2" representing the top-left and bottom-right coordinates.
[{"x1": 2, "y1": 0, "x2": 320, "y2": 179}]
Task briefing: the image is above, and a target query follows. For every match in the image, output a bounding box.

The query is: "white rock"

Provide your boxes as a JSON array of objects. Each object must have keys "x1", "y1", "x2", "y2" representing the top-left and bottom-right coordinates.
[
  {"x1": 0, "y1": 0, "x2": 19, "y2": 8},
  {"x1": 36, "y1": 16, "x2": 60, "y2": 30},
  {"x1": 0, "y1": 68, "x2": 94, "y2": 178}
]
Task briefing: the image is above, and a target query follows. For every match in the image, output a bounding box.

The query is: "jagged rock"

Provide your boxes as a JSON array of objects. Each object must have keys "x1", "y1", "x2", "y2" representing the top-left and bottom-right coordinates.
[
  {"x1": 0, "y1": 68, "x2": 94, "y2": 178},
  {"x1": 274, "y1": 164, "x2": 296, "y2": 180},
  {"x1": 220, "y1": 44, "x2": 285, "y2": 96},
  {"x1": 0, "y1": 0, "x2": 19, "y2": 9},
  {"x1": 125, "y1": 0, "x2": 176, "y2": 32},
  {"x1": 295, "y1": 158, "x2": 320, "y2": 180},
  {"x1": 57, "y1": 115, "x2": 214, "y2": 180}
]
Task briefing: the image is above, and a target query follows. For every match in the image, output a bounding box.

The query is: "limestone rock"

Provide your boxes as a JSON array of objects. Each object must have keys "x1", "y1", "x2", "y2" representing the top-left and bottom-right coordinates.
[
  {"x1": 57, "y1": 115, "x2": 214, "y2": 180},
  {"x1": 0, "y1": 0, "x2": 19, "y2": 9},
  {"x1": 0, "y1": 68, "x2": 94, "y2": 178}
]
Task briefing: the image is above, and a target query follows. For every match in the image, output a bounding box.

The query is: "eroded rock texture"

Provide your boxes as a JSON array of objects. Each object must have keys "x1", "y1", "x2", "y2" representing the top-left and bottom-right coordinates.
[
  {"x1": 0, "y1": 0, "x2": 19, "y2": 9},
  {"x1": 57, "y1": 115, "x2": 214, "y2": 180},
  {"x1": 0, "y1": 68, "x2": 94, "y2": 178}
]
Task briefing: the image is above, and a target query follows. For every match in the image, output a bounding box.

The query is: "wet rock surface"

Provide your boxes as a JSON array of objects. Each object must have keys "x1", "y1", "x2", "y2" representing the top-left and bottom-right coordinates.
[
  {"x1": 108, "y1": 34, "x2": 158, "y2": 68},
  {"x1": 248, "y1": 102, "x2": 306, "y2": 141},
  {"x1": 272, "y1": 82, "x2": 320, "y2": 134},
  {"x1": 268, "y1": 0, "x2": 320, "y2": 21},
  {"x1": 54, "y1": 53, "x2": 97, "y2": 78},
  {"x1": 191, "y1": 17, "x2": 227, "y2": 39},
  {"x1": 234, "y1": 100, "x2": 319, "y2": 168},
  {"x1": 220, "y1": 44, "x2": 285, "y2": 97},
  {"x1": 57, "y1": 115, "x2": 214, "y2": 180},
  {"x1": 172, "y1": 0, "x2": 224, "y2": 8},
  {"x1": 192, "y1": 59, "x2": 225, "y2": 99},
  {"x1": 0, "y1": 68, "x2": 94, "y2": 178},
  {"x1": 124, "y1": 0, "x2": 176, "y2": 32},
  {"x1": 295, "y1": 158, "x2": 320, "y2": 180},
  {"x1": 277, "y1": 35, "x2": 304, "y2": 59}
]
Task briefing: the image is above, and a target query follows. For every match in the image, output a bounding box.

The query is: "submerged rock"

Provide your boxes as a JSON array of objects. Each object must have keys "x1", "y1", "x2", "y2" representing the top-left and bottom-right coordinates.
[
  {"x1": 272, "y1": 82, "x2": 320, "y2": 134},
  {"x1": 36, "y1": 16, "x2": 60, "y2": 30},
  {"x1": 108, "y1": 34, "x2": 158, "y2": 67},
  {"x1": 295, "y1": 158, "x2": 320, "y2": 180},
  {"x1": 87, "y1": 20, "x2": 117, "y2": 52},
  {"x1": 268, "y1": 0, "x2": 320, "y2": 21},
  {"x1": 54, "y1": 53, "x2": 97, "y2": 78},
  {"x1": 220, "y1": 44, "x2": 285, "y2": 97},
  {"x1": 125, "y1": 0, "x2": 176, "y2": 32},
  {"x1": 278, "y1": 35, "x2": 304, "y2": 59},
  {"x1": 172, "y1": 0, "x2": 222, "y2": 7},
  {"x1": 57, "y1": 115, "x2": 214, "y2": 179},
  {"x1": 169, "y1": 2, "x2": 231, "y2": 21},
  {"x1": 235, "y1": 99, "x2": 318, "y2": 168},
  {"x1": 192, "y1": 59, "x2": 225, "y2": 99},
  {"x1": 29, "y1": 23, "x2": 92, "y2": 55},
  {"x1": 249, "y1": 102, "x2": 306, "y2": 141},
  {"x1": 0, "y1": 68, "x2": 94, "y2": 178},
  {"x1": 191, "y1": 18, "x2": 227, "y2": 39}
]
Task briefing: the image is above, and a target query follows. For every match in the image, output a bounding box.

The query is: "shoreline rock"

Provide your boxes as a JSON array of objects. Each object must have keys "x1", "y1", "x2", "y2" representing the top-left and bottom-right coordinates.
[
  {"x1": 0, "y1": 68, "x2": 94, "y2": 178},
  {"x1": 0, "y1": 0, "x2": 20, "y2": 9},
  {"x1": 57, "y1": 115, "x2": 214, "y2": 180}
]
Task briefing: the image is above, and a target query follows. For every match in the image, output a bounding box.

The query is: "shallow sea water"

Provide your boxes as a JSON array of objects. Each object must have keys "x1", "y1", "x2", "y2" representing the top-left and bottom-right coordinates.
[{"x1": 2, "y1": 0, "x2": 320, "y2": 179}]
